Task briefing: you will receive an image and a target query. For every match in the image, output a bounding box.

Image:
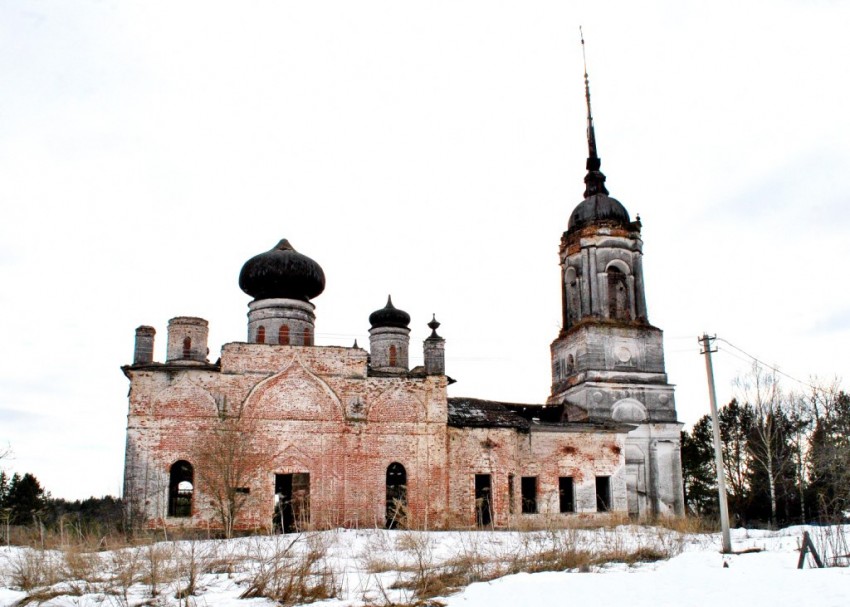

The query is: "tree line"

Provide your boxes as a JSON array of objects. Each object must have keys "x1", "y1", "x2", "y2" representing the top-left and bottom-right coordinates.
[
  {"x1": 682, "y1": 367, "x2": 849, "y2": 527},
  {"x1": 0, "y1": 470, "x2": 124, "y2": 533}
]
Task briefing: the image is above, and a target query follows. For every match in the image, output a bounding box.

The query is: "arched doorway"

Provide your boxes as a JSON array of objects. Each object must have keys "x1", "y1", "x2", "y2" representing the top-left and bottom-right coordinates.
[{"x1": 385, "y1": 462, "x2": 407, "y2": 529}]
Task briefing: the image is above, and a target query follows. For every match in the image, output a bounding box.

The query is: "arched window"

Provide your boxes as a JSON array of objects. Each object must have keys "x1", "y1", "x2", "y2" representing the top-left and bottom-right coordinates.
[
  {"x1": 168, "y1": 460, "x2": 194, "y2": 517},
  {"x1": 567, "y1": 354, "x2": 575, "y2": 374},
  {"x1": 256, "y1": 326, "x2": 266, "y2": 344},
  {"x1": 607, "y1": 266, "x2": 631, "y2": 321},
  {"x1": 303, "y1": 327, "x2": 312, "y2": 346},
  {"x1": 389, "y1": 345, "x2": 397, "y2": 367},
  {"x1": 279, "y1": 325, "x2": 290, "y2": 345},
  {"x1": 182, "y1": 337, "x2": 192, "y2": 359},
  {"x1": 565, "y1": 267, "x2": 580, "y2": 327},
  {"x1": 386, "y1": 462, "x2": 407, "y2": 529}
]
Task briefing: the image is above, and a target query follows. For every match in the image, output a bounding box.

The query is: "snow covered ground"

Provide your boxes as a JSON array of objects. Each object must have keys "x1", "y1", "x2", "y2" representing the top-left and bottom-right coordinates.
[{"x1": 1, "y1": 525, "x2": 848, "y2": 607}]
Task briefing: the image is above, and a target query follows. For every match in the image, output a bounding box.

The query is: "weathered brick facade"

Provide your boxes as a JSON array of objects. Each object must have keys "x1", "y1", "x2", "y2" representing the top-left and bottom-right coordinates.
[{"x1": 122, "y1": 91, "x2": 684, "y2": 529}]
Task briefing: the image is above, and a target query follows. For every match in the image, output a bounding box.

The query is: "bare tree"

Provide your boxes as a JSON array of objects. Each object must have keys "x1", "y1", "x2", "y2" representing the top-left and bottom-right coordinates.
[
  {"x1": 192, "y1": 407, "x2": 273, "y2": 538},
  {"x1": 736, "y1": 365, "x2": 795, "y2": 527}
]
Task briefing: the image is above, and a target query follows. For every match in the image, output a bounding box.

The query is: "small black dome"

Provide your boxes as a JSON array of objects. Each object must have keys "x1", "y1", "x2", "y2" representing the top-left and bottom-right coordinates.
[
  {"x1": 567, "y1": 193, "x2": 631, "y2": 231},
  {"x1": 239, "y1": 239, "x2": 325, "y2": 301},
  {"x1": 369, "y1": 296, "x2": 410, "y2": 329}
]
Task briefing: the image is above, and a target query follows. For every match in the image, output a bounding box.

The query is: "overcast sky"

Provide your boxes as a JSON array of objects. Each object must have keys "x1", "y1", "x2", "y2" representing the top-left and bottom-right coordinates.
[{"x1": 1, "y1": 0, "x2": 848, "y2": 500}]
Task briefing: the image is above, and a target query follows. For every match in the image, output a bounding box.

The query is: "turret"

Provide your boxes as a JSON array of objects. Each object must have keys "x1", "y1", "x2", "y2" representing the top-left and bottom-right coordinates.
[
  {"x1": 368, "y1": 296, "x2": 410, "y2": 374},
  {"x1": 166, "y1": 317, "x2": 209, "y2": 364},
  {"x1": 423, "y1": 315, "x2": 445, "y2": 376}
]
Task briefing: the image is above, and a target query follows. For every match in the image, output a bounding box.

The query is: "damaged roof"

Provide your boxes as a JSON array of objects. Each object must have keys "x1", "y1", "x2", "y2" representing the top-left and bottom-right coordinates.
[
  {"x1": 447, "y1": 397, "x2": 533, "y2": 432},
  {"x1": 447, "y1": 397, "x2": 633, "y2": 434}
]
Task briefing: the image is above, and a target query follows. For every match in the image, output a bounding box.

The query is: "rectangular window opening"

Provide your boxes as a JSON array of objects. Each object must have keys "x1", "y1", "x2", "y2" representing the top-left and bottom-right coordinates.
[
  {"x1": 521, "y1": 476, "x2": 537, "y2": 514},
  {"x1": 596, "y1": 476, "x2": 611, "y2": 512},
  {"x1": 508, "y1": 474, "x2": 515, "y2": 515},
  {"x1": 559, "y1": 476, "x2": 574, "y2": 513},
  {"x1": 274, "y1": 472, "x2": 311, "y2": 533}
]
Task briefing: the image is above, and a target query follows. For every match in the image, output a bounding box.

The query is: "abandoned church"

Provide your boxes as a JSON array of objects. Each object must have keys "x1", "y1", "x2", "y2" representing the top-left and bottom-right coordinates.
[{"x1": 122, "y1": 82, "x2": 685, "y2": 531}]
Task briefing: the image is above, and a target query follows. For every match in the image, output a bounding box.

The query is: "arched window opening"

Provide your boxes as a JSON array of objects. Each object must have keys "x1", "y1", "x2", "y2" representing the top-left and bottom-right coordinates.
[
  {"x1": 386, "y1": 462, "x2": 408, "y2": 529},
  {"x1": 567, "y1": 354, "x2": 575, "y2": 374},
  {"x1": 168, "y1": 460, "x2": 194, "y2": 517},
  {"x1": 389, "y1": 345, "x2": 398, "y2": 367},
  {"x1": 565, "y1": 267, "x2": 580, "y2": 327},
  {"x1": 182, "y1": 337, "x2": 192, "y2": 359},
  {"x1": 303, "y1": 327, "x2": 312, "y2": 346},
  {"x1": 279, "y1": 325, "x2": 290, "y2": 345},
  {"x1": 256, "y1": 326, "x2": 266, "y2": 344},
  {"x1": 607, "y1": 267, "x2": 631, "y2": 321}
]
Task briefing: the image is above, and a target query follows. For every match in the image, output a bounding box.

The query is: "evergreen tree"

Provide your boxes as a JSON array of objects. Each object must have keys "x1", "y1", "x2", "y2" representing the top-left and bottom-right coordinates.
[
  {"x1": 5, "y1": 473, "x2": 47, "y2": 525},
  {"x1": 681, "y1": 418, "x2": 717, "y2": 516},
  {"x1": 808, "y1": 391, "x2": 850, "y2": 521},
  {"x1": 718, "y1": 399, "x2": 755, "y2": 524}
]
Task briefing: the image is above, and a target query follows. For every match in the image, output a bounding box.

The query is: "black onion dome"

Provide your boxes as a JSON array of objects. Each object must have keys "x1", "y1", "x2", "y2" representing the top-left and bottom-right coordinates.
[
  {"x1": 369, "y1": 295, "x2": 411, "y2": 329},
  {"x1": 239, "y1": 239, "x2": 325, "y2": 301},
  {"x1": 567, "y1": 193, "x2": 631, "y2": 231}
]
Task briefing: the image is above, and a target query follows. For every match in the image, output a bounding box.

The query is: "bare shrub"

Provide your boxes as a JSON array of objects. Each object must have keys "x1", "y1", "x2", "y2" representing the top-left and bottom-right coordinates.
[
  {"x1": 810, "y1": 525, "x2": 850, "y2": 567},
  {"x1": 241, "y1": 533, "x2": 340, "y2": 605},
  {"x1": 7, "y1": 548, "x2": 64, "y2": 591},
  {"x1": 106, "y1": 547, "x2": 142, "y2": 605}
]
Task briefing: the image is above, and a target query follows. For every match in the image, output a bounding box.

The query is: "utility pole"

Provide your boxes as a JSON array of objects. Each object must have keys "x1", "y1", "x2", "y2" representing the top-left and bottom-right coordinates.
[{"x1": 699, "y1": 333, "x2": 732, "y2": 554}]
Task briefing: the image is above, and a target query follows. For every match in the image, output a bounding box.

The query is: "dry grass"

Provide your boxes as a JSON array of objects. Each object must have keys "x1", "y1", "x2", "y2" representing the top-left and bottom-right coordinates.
[
  {"x1": 240, "y1": 533, "x2": 341, "y2": 606},
  {"x1": 0, "y1": 521, "x2": 695, "y2": 605}
]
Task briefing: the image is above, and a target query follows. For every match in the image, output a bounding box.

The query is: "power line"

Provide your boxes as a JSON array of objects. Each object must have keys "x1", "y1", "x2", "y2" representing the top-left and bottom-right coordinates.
[{"x1": 714, "y1": 337, "x2": 825, "y2": 393}]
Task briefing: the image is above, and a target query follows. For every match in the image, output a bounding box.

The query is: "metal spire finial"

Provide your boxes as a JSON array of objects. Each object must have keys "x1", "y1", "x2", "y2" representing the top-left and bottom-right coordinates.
[
  {"x1": 581, "y1": 27, "x2": 598, "y2": 162},
  {"x1": 579, "y1": 27, "x2": 608, "y2": 198}
]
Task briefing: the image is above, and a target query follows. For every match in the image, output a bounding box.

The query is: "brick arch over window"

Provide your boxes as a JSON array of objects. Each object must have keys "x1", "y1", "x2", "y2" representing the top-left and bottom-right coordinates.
[
  {"x1": 152, "y1": 376, "x2": 217, "y2": 418},
  {"x1": 243, "y1": 358, "x2": 343, "y2": 421},
  {"x1": 368, "y1": 384, "x2": 427, "y2": 423}
]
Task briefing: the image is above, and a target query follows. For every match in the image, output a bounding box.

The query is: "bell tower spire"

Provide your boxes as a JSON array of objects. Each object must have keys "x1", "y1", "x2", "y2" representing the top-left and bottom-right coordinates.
[{"x1": 580, "y1": 27, "x2": 608, "y2": 198}]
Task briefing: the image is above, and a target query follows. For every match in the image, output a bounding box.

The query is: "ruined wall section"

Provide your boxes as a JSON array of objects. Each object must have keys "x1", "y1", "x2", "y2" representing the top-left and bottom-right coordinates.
[
  {"x1": 446, "y1": 426, "x2": 628, "y2": 527},
  {"x1": 518, "y1": 429, "x2": 627, "y2": 516}
]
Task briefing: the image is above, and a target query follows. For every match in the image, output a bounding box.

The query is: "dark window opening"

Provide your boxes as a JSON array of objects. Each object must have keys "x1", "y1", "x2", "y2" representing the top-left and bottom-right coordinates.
[
  {"x1": 389, "y1": 345, "x2": 397, "y2": 367},
  {"x1": 596, "y1": 476, "x2": 611, "y2": 512},
  {"x1": 279, "y1": 325, "x2": 290, "y2": 345},
  {"x1": 274, "y1": 472, "x2": 310, "y2": 533},
  {"x1": 567, "y1": 354, "x2": 575, "y2": 374},
  {"x1": 303, "y1": 327, "x2": 312, "y2": 346},
  {"x1": 182, "y1": 336, "x2": 192, "y2": 359},
  {"x1": 385, "y1": 462, "x2": 408, "y2": 529},
  {"x1": 233, "y1": 487, "x2": 250, "y2": 495},
  {"x1": 559, "y1": 477, "x2": 575, "y2": 513},
  {"x1": 607, "y1": 267, "x2": 631, "y2": 321},
  {"x1": 168, "y1": 460, "x2": 193, "y2": 517},
  {"x1": 257, "y1": 326, "x2": 266, "y2": 344},
  {"x1": 475, "y1": 474, "x2": 492, "y2": 527},
  {"x1": 508, "y1": 474, "x2": 515, "y2": 515},
  {"x1": 521, "y1": 476, "x2": 537, "y2": 514}
]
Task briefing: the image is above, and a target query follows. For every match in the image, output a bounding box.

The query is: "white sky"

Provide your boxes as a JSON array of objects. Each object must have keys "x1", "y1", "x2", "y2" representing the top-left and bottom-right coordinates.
[{"x1": 1, "y1": 0, "x2": 848, "y2": 500}]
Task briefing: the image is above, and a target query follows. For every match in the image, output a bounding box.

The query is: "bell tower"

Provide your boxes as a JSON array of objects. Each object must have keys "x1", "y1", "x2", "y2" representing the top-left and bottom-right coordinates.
[{"x1": 548, "y1": 35, "x2": 684, "y2": 517}]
